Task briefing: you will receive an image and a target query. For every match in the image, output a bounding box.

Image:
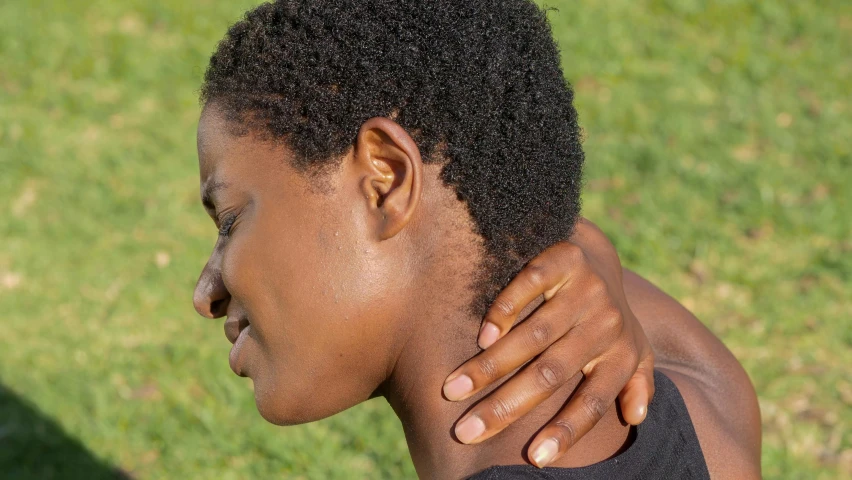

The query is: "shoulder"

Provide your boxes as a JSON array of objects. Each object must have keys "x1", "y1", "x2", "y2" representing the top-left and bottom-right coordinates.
[
  {"x1": 659, "y1": 368, "x2": 761, "y2": 479},
  {"x1": 622, "y1": 270, "x2": 762, "y2": 479}
]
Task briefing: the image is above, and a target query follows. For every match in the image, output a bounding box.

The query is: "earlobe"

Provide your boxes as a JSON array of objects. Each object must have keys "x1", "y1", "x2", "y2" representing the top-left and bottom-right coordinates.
[{"x1": 354, "y1": 118, "x2": 423, "y2": 240}]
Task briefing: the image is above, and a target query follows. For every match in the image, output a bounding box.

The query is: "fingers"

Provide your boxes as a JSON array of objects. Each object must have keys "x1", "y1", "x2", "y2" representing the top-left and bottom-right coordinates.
[
  {"x1": 617, "y1": 350, "x2": 655, "y2": 425},
  {"x1": 526, "y1": 357, "x2": 635, "y2": 468},
  {"x1": 452, "y1": 337, "x2": 590, "y2": 444},
  {"x1": 478, "y1": 244, "x2": 583, "y2": 349},
  {"x1": 444, "y1": 298, "x2": 588, "y2": 402}
]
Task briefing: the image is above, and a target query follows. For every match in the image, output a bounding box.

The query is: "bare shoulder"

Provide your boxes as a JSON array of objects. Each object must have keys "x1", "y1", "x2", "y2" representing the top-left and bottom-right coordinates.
[{"x1": 622, "y1": 269, "x2": 762, "y2": 479}]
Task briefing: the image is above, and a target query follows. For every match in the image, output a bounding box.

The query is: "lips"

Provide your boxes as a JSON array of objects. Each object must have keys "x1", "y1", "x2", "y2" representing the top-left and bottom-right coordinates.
[
  {"x1": 225, "y1": 315, "x2": 252, "y2": 377},
  {"x1": 229, "y1": 324, "x2": 251, "y2": 377},
  {"x1": 224, "y1": 316, "x2": 250, "y2": 344}
]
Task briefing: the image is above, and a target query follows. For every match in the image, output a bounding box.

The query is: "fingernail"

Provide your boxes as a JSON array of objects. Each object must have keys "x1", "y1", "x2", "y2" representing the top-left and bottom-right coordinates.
[
  {"x1": 443, "y1": 374, "x2": 474, "y2": 401},
  {"x1": 455, "y1": 415, "x2": 486, "y2": 444},
  {"x1": 531, "y1": 438, "x2": 559, "y2": 467},
  {"x1": 478, "y1": 322, "x2": 501, "y2": 349}
]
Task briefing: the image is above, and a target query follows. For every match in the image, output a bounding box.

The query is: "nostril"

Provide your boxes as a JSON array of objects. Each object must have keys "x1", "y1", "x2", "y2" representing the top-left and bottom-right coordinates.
[{"x1": 210, "y1": 298, "x2": 229, "y2": 317}]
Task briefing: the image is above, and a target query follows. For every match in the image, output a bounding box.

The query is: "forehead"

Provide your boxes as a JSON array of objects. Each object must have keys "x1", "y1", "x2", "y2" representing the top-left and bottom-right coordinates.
[
  {"x1": 196, "y1": 106, "x2": 270, "y2": 188},
  {"x1": 195, "y1": 105, "x2": 307, "y2": 207},
  {"x1": 197, "y1": 105, "x2": 233, "y2": 182}
]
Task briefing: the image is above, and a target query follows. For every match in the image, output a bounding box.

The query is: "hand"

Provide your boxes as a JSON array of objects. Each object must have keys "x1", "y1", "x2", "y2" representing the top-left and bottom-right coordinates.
[{"x1": 442, "y1": 219, "x2": 655, "y2": 467}]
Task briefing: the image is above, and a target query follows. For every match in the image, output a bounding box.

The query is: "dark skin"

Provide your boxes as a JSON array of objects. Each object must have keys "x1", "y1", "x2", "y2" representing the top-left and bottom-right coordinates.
[
  {"x1": 441, "y1": 223, "x2": 655, "y2": 461},
  {"x1": 193, "y1": 105, "x2": 761, "y2": 478}
]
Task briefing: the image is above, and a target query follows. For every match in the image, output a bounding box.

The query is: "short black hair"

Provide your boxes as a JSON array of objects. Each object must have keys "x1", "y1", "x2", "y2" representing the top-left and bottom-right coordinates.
[{"x1": 201, "y1": 0, "x2": 584, "y2": 315}]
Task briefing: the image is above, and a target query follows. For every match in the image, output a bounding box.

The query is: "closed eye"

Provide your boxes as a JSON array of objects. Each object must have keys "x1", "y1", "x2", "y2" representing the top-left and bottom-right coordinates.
[{"x1": 218, "y1": 214, "x2": 237, "y2": 237}]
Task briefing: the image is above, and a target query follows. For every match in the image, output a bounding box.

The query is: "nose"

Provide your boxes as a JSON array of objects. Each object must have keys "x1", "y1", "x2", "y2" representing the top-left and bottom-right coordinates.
[{"x1": 193, "y1": 251, "x2": 231, "y2": 318}]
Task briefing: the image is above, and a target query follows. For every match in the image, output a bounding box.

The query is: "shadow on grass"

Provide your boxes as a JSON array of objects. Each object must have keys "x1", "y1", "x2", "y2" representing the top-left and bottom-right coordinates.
[{"x1": 0, "y1": 383, "x2": 131, "y2": 480}]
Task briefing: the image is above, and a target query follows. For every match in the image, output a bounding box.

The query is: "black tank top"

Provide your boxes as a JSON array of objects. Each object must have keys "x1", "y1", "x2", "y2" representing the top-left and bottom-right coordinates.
[{"x1": 466, "y1": 371, "x2": 710, "y2": 479}]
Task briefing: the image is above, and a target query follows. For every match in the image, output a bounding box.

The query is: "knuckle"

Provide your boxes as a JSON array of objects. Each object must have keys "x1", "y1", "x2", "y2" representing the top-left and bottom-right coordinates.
[
  {"x1": 525, "y1": 321, "x2": 552, "y2": 351},
  {"x1": 587, "y1": 275, "x2": 609, "y2": 298},
  {"x1": 601, "y1": 304, "x2": 624, "y2": 334},
  {"x1": 487, "y1": 396, "x2": 519, "y2": 424},
  {"x1": 476, "y1": 357, "x2": 501, "y2": 382},
  {"x1": 566, "y1": 243, "x2": 586, "y2": 264},
  {"x1": 525, "y1": 262, "x2": 549, "y2": 290},
  {"x1": 604, "y1": 340, "x2": 641, "y2": 378},
  {"x1": 579, "y1": 392, "x2": 609, "y2": 422},
  {"x1": 492, "y1": 297, "x2": 515, "y2": 319},
  {"x1": 534, "y1": 359, "x2": 565, "y2": 391},
  {"x1": 551, "y1": 419, "x2": 578, "y2": 447}
]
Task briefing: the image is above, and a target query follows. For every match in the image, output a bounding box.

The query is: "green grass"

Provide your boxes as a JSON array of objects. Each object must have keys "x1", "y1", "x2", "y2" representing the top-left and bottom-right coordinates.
[{"x1": 1, "y1": 0, "x2": 849, "y2": 478}]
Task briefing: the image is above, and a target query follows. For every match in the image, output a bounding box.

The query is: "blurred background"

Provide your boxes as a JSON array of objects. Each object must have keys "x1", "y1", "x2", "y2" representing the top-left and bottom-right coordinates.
[{"x1": 1, "y1": 0, "x2": 850, "y2": 478}]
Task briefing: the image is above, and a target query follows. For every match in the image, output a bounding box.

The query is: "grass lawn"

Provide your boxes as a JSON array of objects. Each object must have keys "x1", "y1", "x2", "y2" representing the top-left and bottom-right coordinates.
[{"x1": 1, "y1": 0, "x2": 849, "y2": 478}]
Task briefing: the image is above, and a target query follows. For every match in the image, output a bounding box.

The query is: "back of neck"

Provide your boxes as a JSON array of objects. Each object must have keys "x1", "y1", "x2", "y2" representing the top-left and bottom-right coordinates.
[{"x1": 381, "y1": 296, "x2": 633, "y2": 479}]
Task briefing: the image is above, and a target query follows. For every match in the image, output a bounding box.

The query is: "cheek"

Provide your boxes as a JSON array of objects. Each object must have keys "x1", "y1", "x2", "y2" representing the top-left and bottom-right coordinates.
[{"x1": 224, "y1": 206, "x2": 395, "y2": 421}]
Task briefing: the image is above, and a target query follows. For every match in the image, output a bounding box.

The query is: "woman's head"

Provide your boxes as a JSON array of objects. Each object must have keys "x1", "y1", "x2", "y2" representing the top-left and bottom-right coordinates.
[
  {"x1": 194, "y1": 104, "x2": 473, "y2": 424},
  {"x1": 193, "y1": 0, "x2": 585, "y2": 425}
]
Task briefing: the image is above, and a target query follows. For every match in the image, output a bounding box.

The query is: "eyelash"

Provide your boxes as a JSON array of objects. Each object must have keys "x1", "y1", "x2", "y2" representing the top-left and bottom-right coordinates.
[{"x1": 218, "y1": 214, "x2": 237, "y2": 237}]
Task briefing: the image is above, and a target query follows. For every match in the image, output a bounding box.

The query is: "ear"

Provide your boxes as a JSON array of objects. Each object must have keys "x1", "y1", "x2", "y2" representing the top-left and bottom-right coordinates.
[{"x1": 354, "y1": 117, "x2": 423, "y2": 240}]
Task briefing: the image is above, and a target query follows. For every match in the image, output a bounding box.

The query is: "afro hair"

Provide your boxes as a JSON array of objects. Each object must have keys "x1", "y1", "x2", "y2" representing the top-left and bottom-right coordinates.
[{"x1": 201, "y1": 0, "x2": 584, "y2": 315}]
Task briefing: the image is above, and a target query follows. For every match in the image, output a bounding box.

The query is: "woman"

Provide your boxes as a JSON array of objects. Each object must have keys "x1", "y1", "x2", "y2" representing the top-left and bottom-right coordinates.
[{"x1": 192, "y1": 1, "x2": 760, "y2": 477}]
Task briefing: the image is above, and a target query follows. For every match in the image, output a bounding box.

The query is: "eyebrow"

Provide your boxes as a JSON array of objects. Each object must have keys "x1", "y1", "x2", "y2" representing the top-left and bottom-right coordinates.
[{"x1": 201, "y1": 180, "x2": 230, "y2": 212}]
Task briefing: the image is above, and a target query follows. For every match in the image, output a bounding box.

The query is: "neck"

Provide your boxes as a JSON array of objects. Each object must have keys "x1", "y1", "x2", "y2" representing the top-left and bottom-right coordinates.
[
  {"x1": 381, "y1": 291, "x2": 600, "y2": 479},
  {"x1": 381, "y1": 276, "x2": 632, "y2": 478},
  {"x1": 382, "y1": 296, "x2": 498, "y2": 478},
  {"x1": 379, "y1": 173, "x2": 630, "y2": 478}
]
